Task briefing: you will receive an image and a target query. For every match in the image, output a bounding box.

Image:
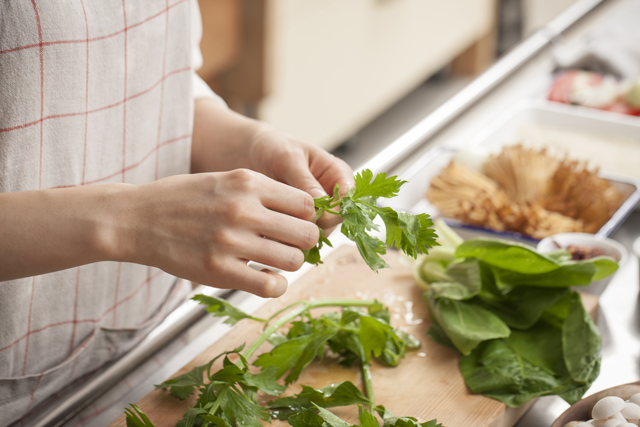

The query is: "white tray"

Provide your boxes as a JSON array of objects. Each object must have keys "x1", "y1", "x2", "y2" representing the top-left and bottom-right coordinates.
[{"x1": 385, "y1": 100, "x2": 640, "y2": 243}]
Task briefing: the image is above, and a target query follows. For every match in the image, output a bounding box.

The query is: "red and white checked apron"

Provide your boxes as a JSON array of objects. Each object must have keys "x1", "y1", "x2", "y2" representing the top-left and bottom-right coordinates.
[{"x1": 0, "y1": 1, "x2": 219, "y2": 423}]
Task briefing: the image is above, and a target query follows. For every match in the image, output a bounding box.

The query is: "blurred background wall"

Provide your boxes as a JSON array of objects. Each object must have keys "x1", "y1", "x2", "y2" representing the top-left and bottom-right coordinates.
[{"x1": 196, "y1": 0, "x2": 580, "y2": 154}]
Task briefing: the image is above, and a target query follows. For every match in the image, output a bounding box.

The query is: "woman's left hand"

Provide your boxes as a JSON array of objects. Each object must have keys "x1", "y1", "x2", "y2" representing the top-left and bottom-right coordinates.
[
  {"x1": 247, "y1": 127, "x2": 355, "y2": 234},
  {"x1": 191, "y1": 98, "x2": 355, "y2": 235}
]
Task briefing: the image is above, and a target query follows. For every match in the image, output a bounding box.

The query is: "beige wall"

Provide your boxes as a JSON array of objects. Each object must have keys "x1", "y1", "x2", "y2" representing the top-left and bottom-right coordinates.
[
  {"x1": 522, "y1": 0, "x2": 580, "y2": 36},
  {"x1": 258, "y1": 0, "x2": 497, "y2": 151}
]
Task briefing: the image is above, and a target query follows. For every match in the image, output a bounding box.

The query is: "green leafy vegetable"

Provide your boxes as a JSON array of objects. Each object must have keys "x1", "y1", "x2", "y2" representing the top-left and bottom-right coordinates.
[
  {"x1": 145, "y1": 297, "x2": 438, "y2": 427},
  {"x1": 125, "y1": 404, "x2": 156, "y2": 427},
  {"x1": 268, "y1": 381, "x2": 369, "y2": 420},
  {"x1": 306, "y1": 169, "x2": 438, "y2": 272},
  {"x1": 156, "y1": 346, "x2": 279, "y2": 427},
  {"x1": 426, "y1": 295, "x2": 510, "y2": 355},
  {"x1": 192, "y1": 295, "x2": 265, "y2": 325},
  {"x1": 414, "y1": 230, "x2": 616, "y2": 407}
]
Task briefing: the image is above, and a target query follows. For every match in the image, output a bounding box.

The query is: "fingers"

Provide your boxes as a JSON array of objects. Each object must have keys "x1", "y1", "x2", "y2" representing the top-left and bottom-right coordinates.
[
  {"x1": 308, "y1": 146, "x2": 355, "y2": 196},
  {"x1": 258, "y1": 210, "x2": 319, "y2": 250},
  {"x1": 207, "y1": 259, "x2": 288, "y2": 298},
  {"x1": 275, "y1": 150, "x2": 328, "y2": 199},
  {"x1": 254, "y1": 174, "x2": 317, "y2": 222}
]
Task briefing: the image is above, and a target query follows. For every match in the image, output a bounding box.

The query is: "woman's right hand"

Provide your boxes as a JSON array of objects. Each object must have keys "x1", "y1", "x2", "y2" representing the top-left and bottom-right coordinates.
[{"x1": 115, "y1": 169, "x2": 319, "y2": 298}]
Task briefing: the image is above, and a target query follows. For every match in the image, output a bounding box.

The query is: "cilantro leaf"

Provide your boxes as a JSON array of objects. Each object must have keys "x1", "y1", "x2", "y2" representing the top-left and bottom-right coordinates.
[
  {"x1": 287, "y1": 408, "x2": 328, "y2": 427},
  {"x1": 358, "y1": 405, "x2": 380, "y2": 427},
  {"x1": 314, "y1": 405, "x2": 354, "y2": 427},
  {"x1": 125, "y1": 404, "x2": 156, "y2": 427},
  {"x1": 352, "y1": 170, "x2": 406, "y2": 200},
  {"x1": 254, "y1": 328, "x2": 338, "y2": 384},
  {"x1": 192, "y1": 295, "x2": 264, "y2": 325},
  {"x1": 360, "y1": 316, "x2": 392, "y2": 363},
  {"x1": 304, "y1": 169, "x2": 437, "y2": 271},
  {"x1": 375, "y1": 405, "x2": 444, "y2": 427},
  {"x1": 268, "y1": 381, "x2": 369, "y2": 420},
  {"x1": 303, "y1": 228, "x2": 333, "y2": 265},
  {"x1": 154, "y1": 360, "x2": 214, "y2": 400}
]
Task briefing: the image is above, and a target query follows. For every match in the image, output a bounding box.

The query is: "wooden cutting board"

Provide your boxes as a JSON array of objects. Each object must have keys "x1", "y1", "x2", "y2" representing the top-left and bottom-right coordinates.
[{"x1": 108, "y1": 245, "x2": 599, "y2": 427}]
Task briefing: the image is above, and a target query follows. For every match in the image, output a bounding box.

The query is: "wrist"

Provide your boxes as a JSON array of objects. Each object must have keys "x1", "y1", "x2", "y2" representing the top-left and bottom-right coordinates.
[{"x1": 90, "y1": 183, "x2": 140, "y2": 264}]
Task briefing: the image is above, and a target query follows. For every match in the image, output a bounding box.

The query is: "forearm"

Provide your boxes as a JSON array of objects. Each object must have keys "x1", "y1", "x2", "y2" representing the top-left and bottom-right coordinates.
[
  {"x1": 0, "y1": 184, "x2": 129, "y2": 281},
  {"x1": 191, "y1": 98, "x2": 269, "y2": 174}
]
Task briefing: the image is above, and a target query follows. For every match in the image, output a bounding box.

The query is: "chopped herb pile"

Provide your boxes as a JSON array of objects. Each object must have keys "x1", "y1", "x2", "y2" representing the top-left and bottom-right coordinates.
[
  {"x1": 415, "y1": 220, "x2": 617, "y2": 407},
  {"x1": 125, "y1": 296, "x2": 441, "y2": 427},
  {"x1": 305, "y1": 169, "x2": 438, "y2": 271}
]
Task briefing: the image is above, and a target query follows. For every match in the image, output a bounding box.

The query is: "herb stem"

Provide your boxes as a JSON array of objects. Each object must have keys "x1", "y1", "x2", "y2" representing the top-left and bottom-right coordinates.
[
  {"x1": 244, "y1": 299, "x2": 379, "y2": 359},
  {"x1": 362, "y1": 362, "x2": 375, "y2": 410}
]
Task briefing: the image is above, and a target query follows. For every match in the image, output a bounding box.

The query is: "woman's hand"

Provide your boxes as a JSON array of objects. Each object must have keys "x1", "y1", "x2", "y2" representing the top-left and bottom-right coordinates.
[
  {"x1": 191, "y1": 99, "x2": 355, "y2": 235},
  {"x1": 246, "y1": 127, "x2": 354, "y2": 233},
  {"x1": 117, "y1": 170, "x2": 319, "y2": 298}
]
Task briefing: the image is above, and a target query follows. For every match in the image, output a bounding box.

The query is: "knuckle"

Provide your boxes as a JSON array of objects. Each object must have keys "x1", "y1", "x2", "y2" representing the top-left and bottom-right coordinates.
[
  {"x1": 301, "y1": 193, "x2": 315, "y2": 218},
  {"x1": 285, "y1": 248, "x2": 305, "y2": 271},
  {"x1": 302, "y1": 223, "x2": 320, "y2": 250},
  {"x1": 225, "y1": 200, "x2": 250, "y2": 225},
  {"x1": 230, "y1": 168, "x2": 257, "y2": 192},
  {"x1": 212, "y1": 228, "x2": 236, "y2": 249}
]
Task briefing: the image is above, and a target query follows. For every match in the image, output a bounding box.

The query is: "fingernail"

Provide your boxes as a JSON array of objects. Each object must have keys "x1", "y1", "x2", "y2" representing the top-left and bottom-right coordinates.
[{"x1": 309, "y1": 188, "x2": 326, "y2": 198}]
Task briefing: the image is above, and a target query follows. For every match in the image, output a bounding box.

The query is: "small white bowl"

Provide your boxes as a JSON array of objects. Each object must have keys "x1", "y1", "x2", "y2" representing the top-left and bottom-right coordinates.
[{"x1": 537, "y1": 233, "x2": 628, "y2": 295}]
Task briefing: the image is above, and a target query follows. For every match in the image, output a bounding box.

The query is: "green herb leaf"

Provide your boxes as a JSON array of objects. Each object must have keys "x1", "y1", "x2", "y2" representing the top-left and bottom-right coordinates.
[
  {"x1": 154, "y1": 360, "x2": 214, "y2": 400},
  {"x1": 254, "y1": 329, "x2": 338, "y2": 384},
  {"x1": 192, "y1": 295, "x2": 265, "y2": 325},
  {"x1": 314, "y1": 405, "x2": 354, "y2": 427},
  {"x1": 125, "y1": 404, "x2": 156, "y2": 427},
  {"x1": 269, "y1": 381, "x2": 369, "y2": 420},
  {"x1": 352, "y1": 170, "x2": 406, "y2": 200},
  {"x1": 305, "y1": 169, "x2": 437, "y2": 271},
  {"x1": 287, "y1": 408, "x2": 328, "y2": 427},
  {"x1": 374, "y1": 405, "x2": 444, "y2": 427}
]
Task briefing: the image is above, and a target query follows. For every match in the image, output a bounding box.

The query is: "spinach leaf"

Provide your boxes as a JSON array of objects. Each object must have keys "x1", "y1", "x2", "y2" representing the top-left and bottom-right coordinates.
[
  {"x1": 505, "y1": 321, "x2": 566, "y2": 376},
  {"x1": 459, "y1": 339, "x2": 564, "y2": 407},
  {"x1": 590, "y1": 256, "x2": 619, "y2": 281},
  {"x1": 455, "y1": 239, "x2": 559, "y2": 274},
  {"x1": 427, "y1": 294, "x2": 510, "y2": 355},
  {"x1": 476, "y1": 286, "x2": 568, "y2": 330},
  {"x1": 562, "y1": 291, "x2": 601, "y2": 384},
  {"x1": 493, "y1": 262, "x2": 596, "y2": 288}
]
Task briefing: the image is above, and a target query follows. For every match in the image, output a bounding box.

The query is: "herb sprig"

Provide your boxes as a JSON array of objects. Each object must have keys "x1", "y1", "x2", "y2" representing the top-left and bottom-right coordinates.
[
  {"x1": 305, "y1": 169, "x2": 438, "y2": 271},
  {"x1": 125, "y1": 296, "x2": 441, "y2": 427}
]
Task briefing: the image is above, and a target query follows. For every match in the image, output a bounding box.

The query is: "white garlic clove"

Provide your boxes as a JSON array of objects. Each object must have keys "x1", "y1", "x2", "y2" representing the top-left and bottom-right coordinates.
[
  {"x1": 617, "y1": 424, "x2": 638, "y2": 427},
  {"x1": 572, "y1": 423, "x2": 592, "y2": 427},
  {"x1": 601, "y1": 419, "x2": 625, "y2": 427},
  {"x1": 589, "y1": 422, "x2": 604, "y2": 427},
  {"x1": 610, "y1": 413, "x2": 627, "y2": 421},
  {"x1": 629, "y1": 394, "x2": 640, "y2": 406},
  {"x1": 593, "y1": 397, "x2": 627, "y2": 420},
  {"x1": 622, "y1": 403, "x2": 640, "y2": 420}
]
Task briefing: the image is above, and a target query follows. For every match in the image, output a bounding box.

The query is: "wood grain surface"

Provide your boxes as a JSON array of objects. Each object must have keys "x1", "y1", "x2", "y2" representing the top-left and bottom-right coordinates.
[{"x1": 108, "y1": 245, "x2": 599, "y2": 427}]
